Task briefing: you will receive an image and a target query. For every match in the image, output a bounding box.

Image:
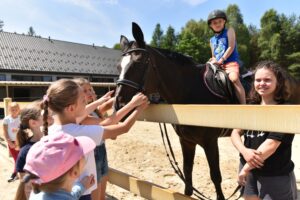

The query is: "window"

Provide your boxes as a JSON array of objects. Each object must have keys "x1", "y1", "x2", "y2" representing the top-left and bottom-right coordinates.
[
  {"x1": 0, "y1": 74, "x2": 5, "y2": 81},
  {"x1": 11, "y1": 75, "x2": 52, "y2": 82}
]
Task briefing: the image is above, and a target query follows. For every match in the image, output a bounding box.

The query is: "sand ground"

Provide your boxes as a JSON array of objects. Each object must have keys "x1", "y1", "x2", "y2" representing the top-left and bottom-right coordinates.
[{"x1": 1, "y1": 121, "x2": 299, "y2": 200}]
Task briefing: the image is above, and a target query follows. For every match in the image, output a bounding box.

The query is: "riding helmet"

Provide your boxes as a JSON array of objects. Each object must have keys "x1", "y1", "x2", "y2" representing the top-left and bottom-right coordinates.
[{"x1": 207, "y1": 10, "x2": 227, "y2": 25}]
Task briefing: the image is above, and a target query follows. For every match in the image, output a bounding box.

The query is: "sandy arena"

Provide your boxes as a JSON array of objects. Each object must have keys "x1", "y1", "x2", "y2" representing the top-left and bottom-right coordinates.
[{"x1": 1, "y1": 121, "x2": 299, "y2": 200}]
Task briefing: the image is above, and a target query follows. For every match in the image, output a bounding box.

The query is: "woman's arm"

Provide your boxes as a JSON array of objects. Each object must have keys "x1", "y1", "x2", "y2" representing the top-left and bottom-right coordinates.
[
  {"x1": 256, "y1": 139, "x2": 281, "y2": 160},
  {"x1": 231, "y1": 129, "x2": 264, "y2": 168}
]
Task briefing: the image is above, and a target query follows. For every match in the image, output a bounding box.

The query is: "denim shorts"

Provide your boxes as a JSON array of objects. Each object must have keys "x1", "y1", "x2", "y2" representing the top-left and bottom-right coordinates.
[
  {"x1": 94, "y1": 143, "x2": 108, "y2": 182},
  {"x1": 240, "y1": 163, "x2": 297, "y2": 200}
]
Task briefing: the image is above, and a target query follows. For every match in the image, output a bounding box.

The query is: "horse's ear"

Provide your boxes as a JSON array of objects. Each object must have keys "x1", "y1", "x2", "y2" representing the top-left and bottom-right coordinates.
[
  {"x1": 120, "y1": 35, "x2": 129, "y2": 52},
  {"x1": 132, "y1": 22, "x2": 145, "y2": 48}
]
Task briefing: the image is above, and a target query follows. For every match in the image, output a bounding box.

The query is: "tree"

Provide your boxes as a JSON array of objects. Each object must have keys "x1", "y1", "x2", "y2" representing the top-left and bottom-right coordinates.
[
  {"x1": 160, "y1": 25, "x2": 177, "y2": 50},
  {"x1": 287, "y1": 52, "x2": 300, "y2": 79},
  {"x1": 113, "y1": 43, "x2": 121, "y2": 50},
  {"x1": 248, "y1": 24, "x2": 260, "y2": 67},
  {"x1": 0, "y1": 19, "x2": 4, "y2": 31},
  {"x1": 28, "y1": 26, "x2": 36, "y2": 36},
  {"x1": 226, "y1": 4, "x2": 251, "y2": 68},
  {"x1": 258, "y1": 9, "x2": 281, "y2": 62},
  {"x1": 176, "y1": 19, "x2": 211, "y2": 63},
  {"x1": 150, "y1": 23, "x2": 163, "y2": 48}
]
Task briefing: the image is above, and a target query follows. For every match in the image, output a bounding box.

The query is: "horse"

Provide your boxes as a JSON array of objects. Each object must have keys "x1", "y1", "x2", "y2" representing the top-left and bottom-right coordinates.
[{"x1": 113, "y1": 22, "x2": 242, "y2": 200}]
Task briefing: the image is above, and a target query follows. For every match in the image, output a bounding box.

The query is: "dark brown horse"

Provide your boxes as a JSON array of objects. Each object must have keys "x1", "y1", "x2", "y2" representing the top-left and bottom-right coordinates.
[{"x1": 113, "y1": 22, "x2": 241, "y2": 200}]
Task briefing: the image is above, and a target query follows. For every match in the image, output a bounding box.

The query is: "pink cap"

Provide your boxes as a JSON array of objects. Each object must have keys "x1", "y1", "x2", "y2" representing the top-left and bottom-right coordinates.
[{"x1": 24, "y1": 132, "x2": 96, "y2": 184}]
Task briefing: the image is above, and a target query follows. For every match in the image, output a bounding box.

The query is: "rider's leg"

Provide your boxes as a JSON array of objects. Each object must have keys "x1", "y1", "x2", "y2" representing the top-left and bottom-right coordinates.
[{"x1": 228, "y1": 72, "x2": 246, "y2": 104}]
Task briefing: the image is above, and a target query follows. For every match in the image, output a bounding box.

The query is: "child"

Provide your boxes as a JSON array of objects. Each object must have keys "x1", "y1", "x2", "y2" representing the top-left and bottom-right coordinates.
[
  {"x1": 2, "y1": 102, "x2": 21, "y2": 182},
  {"x1": 231, "y1": 61, "x2": 297, "y2": 200},
  {"x1": 42, "y1": 79, "x2": 148, "y2": 200},
  {"x1": 16, "y1": 132, "x2": 96, "y2": 200},
  {"x1": 15, "y1": 101, "x2": 44, "y2": 199},
  {"x1": 207, "y1": 9, "x2": 246, "y2": 104}
]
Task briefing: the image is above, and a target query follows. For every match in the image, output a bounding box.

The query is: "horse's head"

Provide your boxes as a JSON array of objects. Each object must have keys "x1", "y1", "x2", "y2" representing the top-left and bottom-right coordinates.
[{"x1": 114, "y1": 22, "x2": 158, "y2": 110}]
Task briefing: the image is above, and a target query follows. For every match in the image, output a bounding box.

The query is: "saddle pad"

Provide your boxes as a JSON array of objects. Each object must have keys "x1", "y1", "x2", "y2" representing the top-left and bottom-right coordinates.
[{"x1": 203, "y1": 63, "x2": 238, "y2": 103}]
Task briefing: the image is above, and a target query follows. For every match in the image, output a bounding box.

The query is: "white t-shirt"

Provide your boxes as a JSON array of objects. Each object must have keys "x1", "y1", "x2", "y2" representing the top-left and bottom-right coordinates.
[
  {"x1": 48, "y1": 124, "x2": 104, "y2": 195},
  {"x1": 2, "y1": 115, "x2": 21, "y2": 141}
]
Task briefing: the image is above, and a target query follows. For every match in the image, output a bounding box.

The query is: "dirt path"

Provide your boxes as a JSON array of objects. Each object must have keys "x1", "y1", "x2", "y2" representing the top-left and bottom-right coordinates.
[{"x1": 1, "y1": 121, "x2": 299, "y2": 199}]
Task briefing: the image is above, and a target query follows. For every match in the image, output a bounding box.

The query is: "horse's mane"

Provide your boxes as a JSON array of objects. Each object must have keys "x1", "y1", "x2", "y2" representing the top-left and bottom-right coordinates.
[{"x1": 151, "y1": 47, "x2": 197, "y2": 67}]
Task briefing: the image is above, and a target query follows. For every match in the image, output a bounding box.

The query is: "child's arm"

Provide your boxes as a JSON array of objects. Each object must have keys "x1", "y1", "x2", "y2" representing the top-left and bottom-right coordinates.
[
  {"x1": 209, "y1": 42, "x2": 216, "y2": 62},
  {"x1": 102, "y1": 100, "x2": 148, "y2": 139},
  {"x1": 76, "y1": 91, "x2": 114, "y2": 124},
  {"x1": 100, "y1": 93, "x2": 148, "y2": 126},
  {"x1": 218, "y1": 27, "x2": 236, "y2": 64},
  {"x1": 2, "y1": 123, "x2": 15, "y2": 148}
]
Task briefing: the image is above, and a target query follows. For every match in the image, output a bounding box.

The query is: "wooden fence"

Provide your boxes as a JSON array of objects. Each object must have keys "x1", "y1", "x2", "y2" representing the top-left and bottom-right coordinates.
[{"x1": 1, "y1": 99, "x2": 300, "y2": 199}]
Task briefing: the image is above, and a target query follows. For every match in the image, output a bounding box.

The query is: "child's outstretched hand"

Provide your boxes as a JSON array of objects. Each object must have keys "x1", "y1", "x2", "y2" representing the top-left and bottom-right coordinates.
[
  {"x1": 80, "y1": 174, "x2": 95, "y2": 190},
  {"x1": 130, "y1": 93, "x2": 148, "y2": 107},
  {"x1": 97, "y1": 90, "x2": 114, "y2": 105},
  {"x1": 136, "y1": 98, "x2": 150, "y2": 111}
]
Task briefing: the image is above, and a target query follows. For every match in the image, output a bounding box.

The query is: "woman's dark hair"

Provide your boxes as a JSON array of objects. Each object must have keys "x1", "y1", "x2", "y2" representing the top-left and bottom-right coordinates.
[
  {"x1": 16, "y1": 101, "x2": 41, "y2": 148},
  {"x1": 41, "y1": 79, "x2": 80, "y2": 135},
  {"x1": 247, "y1": 60, "x2": 289, "y2": 104}
]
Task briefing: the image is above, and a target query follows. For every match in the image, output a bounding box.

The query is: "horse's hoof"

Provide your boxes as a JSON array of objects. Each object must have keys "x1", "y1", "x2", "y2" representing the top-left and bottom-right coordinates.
[{"x1": 184, "y1": 187, "x2": 193, "y2": 196}]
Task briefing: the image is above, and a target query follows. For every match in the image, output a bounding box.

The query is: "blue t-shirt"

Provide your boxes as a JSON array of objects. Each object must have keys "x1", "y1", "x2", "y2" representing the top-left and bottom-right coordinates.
[
  {"x1": 16, "y1": 141, "x2": 35, "y2": 173},
  {"x1": 210, "y1": 28, "x2": 239, "y2": 63},
  {"x1": 29, "y1": 189, "x2": 76, "y2": 200}
]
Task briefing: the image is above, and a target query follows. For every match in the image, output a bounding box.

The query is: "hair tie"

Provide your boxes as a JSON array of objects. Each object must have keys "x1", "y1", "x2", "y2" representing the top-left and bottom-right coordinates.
[{"x1": 43, "y1": 95, "x2": 49, "y2": 103}]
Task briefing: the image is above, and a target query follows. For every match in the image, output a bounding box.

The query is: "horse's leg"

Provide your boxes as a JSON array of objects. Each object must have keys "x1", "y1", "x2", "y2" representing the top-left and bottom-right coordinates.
[
  {"x1": 203, "y1": 138, "x2": 225, "y2": 200},
  {"x1": 179, "y1": 137, "x2": 196, "y2": 196}
]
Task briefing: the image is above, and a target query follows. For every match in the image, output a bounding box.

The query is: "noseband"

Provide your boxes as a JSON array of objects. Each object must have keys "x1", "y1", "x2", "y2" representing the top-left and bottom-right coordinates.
[{"x1": 116, "y1": 48, "x2": 150, "y2": 92}]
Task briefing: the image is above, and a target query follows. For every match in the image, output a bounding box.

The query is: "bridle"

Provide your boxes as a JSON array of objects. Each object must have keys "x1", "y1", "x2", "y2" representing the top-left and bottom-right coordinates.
[{"x1": 116, "y1": 47, "x2": 151, "y2": 93}]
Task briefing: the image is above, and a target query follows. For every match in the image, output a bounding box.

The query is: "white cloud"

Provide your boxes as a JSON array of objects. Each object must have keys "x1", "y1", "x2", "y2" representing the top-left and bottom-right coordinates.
[
  {"x1": 182, "y1": 0, "x2": 207, "y2": 6},
  {"x1": 54, "y1": 0, "x2": 96, "y2": 12}
]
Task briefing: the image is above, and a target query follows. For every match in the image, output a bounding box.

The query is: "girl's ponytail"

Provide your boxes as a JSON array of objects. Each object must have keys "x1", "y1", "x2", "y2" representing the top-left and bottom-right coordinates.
[
  {"x1": 16, "y1": 124, "x2": 30, "y2": 149},
  {"x1": 42, "y1": 98, "x2": 49, "y2": 136}
]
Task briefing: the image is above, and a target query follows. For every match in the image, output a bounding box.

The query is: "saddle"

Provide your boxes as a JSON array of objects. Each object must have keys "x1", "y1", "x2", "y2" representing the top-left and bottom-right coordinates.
[{"x1": 203, "y1": 62, "x2": 239, "y2": 103}]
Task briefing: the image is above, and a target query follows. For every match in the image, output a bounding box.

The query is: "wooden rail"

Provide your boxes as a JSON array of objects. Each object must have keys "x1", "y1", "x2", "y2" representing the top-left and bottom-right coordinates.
[{"x1": 138, "y1": 104, "x2": 300, "y2": 134}]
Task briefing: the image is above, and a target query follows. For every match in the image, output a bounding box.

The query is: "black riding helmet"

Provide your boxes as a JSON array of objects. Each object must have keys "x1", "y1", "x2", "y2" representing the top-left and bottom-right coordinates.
[{"x1": 207, "y1": 10, "x2": 227, "y2": 25}]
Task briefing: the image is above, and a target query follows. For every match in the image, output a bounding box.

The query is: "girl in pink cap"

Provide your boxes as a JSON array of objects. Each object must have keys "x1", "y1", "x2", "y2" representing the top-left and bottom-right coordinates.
[
  {"x1": 41, "y1": 79, "x2": 148, "y2": 200},
  {"x1": 16, "y1": 132, "x2": 96, "y2": 200}
]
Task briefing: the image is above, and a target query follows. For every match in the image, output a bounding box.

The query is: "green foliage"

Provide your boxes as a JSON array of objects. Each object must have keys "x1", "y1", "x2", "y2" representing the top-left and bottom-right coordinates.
[
  {"x1": 160, "y1": 25, "x2": 177, "y2": 51},
  {"x1": 287, "y1": 52, "x2": 300, "y2": 79},
  {"x1": 150, "y1": 23, "x2": 164, "y2": 48},
  {"x1": 176, "y1": 19, "x2": 210, "y2": 63},
  {"x1": 113, "y1": 43, "x2": 121, "y2": 50},
  {"x1": 148, "y1": 5, "x2": 300, "y2": 73}
]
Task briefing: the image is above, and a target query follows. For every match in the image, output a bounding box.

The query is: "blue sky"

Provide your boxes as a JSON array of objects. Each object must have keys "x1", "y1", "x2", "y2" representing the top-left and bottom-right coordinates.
[{"x1": 0, "y1": 0, "x2": 299, "y2": 48}]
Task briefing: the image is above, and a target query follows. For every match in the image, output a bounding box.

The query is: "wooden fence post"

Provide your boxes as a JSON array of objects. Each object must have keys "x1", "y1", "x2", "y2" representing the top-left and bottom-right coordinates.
[{"x1": 4, "y1": 97, "x2": 12, "y2": 117}]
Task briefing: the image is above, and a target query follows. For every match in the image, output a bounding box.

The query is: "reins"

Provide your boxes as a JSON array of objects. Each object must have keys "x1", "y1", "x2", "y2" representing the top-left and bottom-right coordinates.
[{"x1": 159, "y1": 122, "x2": 243, "y2": 200}]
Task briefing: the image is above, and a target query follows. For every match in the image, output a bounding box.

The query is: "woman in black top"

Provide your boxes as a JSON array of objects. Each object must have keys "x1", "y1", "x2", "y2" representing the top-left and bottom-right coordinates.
[{"x1": 231, "y1": 61, "x2": 297, "y2": 200}]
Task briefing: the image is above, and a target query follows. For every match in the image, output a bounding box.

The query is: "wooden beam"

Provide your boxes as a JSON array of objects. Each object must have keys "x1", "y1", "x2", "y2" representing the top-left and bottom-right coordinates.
[
  {"x1": 108, "y1": 168, "x2": 196, "y2": 200},
  {"x1": 0, "y1": 81, "x2": 116, "y2": 87},
  {"x1": 138, "y1": 104, "x2": 300, "y2": 134}
]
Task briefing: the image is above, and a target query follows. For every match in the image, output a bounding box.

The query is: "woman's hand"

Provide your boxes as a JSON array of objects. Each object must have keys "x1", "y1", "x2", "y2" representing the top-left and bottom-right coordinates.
[
  {"x1": 242, "y1": 148, "x2": 264, "y2": 168},
  {"x1": 238, "y1": 168, "x2": 249, "y2": 186}
]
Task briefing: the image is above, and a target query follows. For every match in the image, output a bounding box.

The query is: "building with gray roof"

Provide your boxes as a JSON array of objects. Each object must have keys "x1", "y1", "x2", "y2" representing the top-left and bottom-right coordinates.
[{"x1": 0, "y1": 31, "x2": 121, "y2": 101}]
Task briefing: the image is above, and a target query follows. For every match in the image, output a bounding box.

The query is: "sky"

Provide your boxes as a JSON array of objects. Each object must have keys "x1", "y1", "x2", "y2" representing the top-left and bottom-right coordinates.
[{"x1": 0, "y1": 0, "x2": 299, "y2": 48}]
